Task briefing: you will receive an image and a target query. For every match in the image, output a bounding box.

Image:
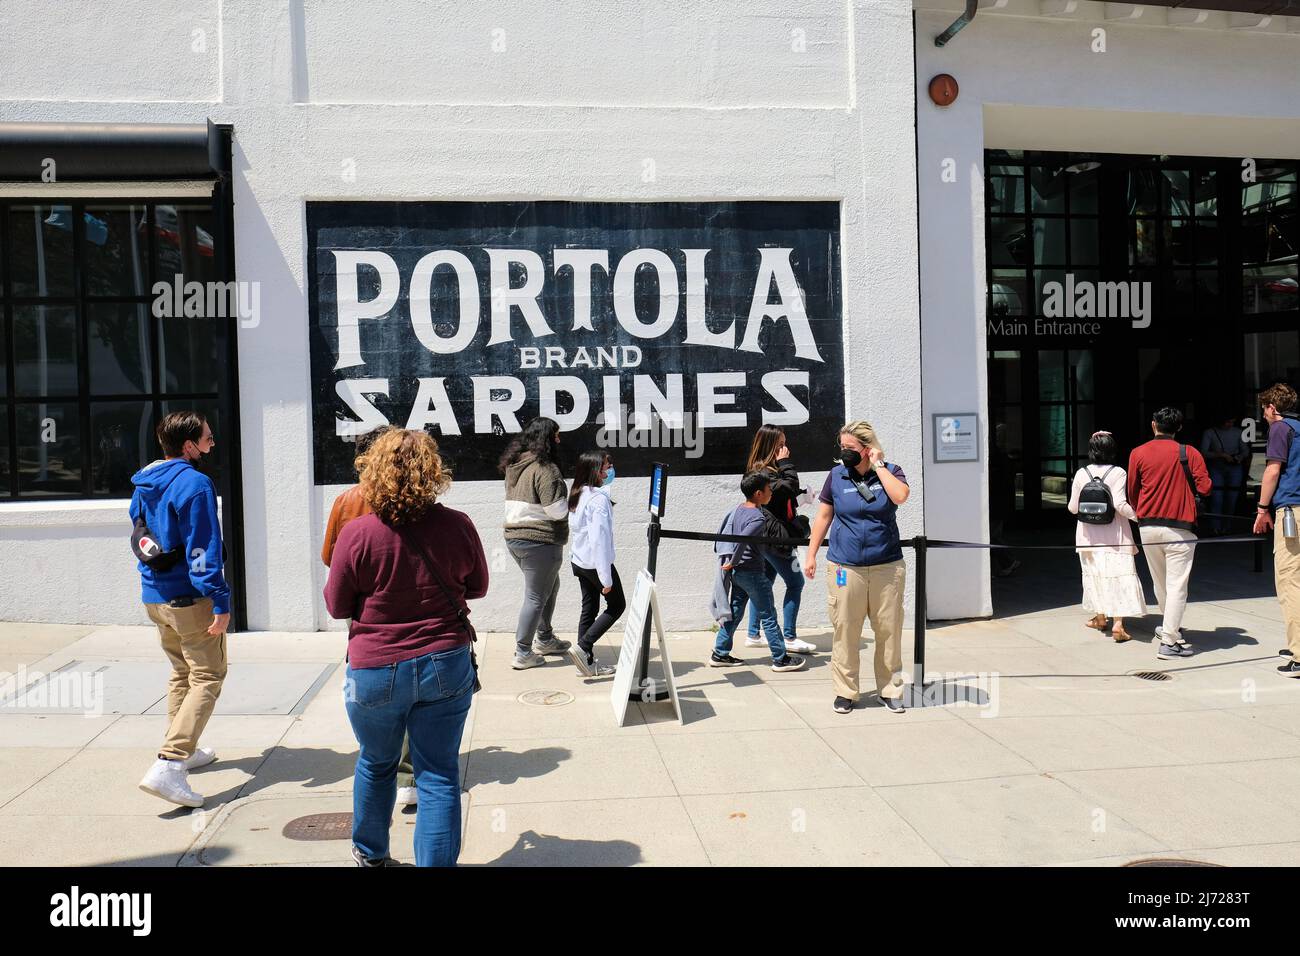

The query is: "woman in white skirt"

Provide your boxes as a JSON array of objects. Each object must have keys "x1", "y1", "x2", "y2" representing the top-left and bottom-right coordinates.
[{"x1": 1067, "y1": 431, "x2": 1147, "y2": 642}]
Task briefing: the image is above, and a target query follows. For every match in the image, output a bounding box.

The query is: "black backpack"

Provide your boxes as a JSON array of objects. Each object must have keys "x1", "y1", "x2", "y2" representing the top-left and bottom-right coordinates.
[
  {"x1": 1076, "y1": 466, "x2": 1116, "y2": 525},
  {"x1": 131, "y1": 513, "x2": 183, "y2": 571}
]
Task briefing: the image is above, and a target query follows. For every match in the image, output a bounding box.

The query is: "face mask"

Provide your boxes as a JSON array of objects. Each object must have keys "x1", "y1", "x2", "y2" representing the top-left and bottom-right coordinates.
[
  {"x1": 837, "y1": 447, "x2": 862, "y2": 469},
  {"x1": 602, "y1": 466, "x2": 616, "y2": 486}
]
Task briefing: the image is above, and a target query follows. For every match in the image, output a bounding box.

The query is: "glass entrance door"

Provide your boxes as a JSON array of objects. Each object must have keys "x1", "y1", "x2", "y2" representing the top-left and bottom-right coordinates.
[
  {"x1": 988, "y1": 348, "x2": 1095, "y2": 525},
  {"x1": 1038, "y1": 349, "x2": 1095, "y2": 511}
]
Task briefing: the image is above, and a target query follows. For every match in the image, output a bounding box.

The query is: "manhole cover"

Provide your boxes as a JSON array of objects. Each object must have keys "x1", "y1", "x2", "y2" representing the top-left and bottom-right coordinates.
[
  {"x1": 1124, "y1": 858, "x2": 1223, "y2": 867},
  {"x1": 283, "y1": 812, "x2": 353, "y2": 841},
  {"x1": 1130, "y1": 671, "x2": 1172, "y2": 682},
  {"x1": 517, "y1": 689, "x2": 575, "y2": 707}
]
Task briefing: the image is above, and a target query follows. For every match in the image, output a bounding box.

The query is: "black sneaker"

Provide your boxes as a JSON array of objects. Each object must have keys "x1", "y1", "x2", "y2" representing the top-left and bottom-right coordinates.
[
  {"x1": 1279, "y1": 661, "x2": 1300, "y2": 677},
  {"x1": 351, "y1": 845, "x2": 402, "y2": 867},
  {"x1": 1281, "y1": 648, "x2": 1295, "y2": 658},
  {"x1": 770, "y1": 655, "x2": 806, "y2": 673},
  {"x1": 881, "y1": 696, "x2": 905, "y2": 714},
  {"x1": 709, "y1": 652, "x2": 744, "y2": 667},
  {"x1": 833, "y1": 696, "x2": 854, "y2": 714}
]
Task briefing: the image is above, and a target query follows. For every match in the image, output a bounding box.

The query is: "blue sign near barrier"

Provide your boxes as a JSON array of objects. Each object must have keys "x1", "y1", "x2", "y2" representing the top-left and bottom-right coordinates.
[{"x1": 649, "y1": 462, "x2": 667, "y2": 518}]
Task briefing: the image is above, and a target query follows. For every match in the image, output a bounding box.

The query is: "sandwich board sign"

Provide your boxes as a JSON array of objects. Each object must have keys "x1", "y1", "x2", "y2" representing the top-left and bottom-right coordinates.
[{"x1": 610, "y1": 569, "x2": 682, "y2": 727}]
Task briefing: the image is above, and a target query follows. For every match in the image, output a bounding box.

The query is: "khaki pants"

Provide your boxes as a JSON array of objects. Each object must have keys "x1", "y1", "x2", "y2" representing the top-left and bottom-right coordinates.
[
  {"x1": 146, "y1": 598, "x2": 227, "y2": 762},
  {"x1": 826, "y1": 560, "x2": 905, "y2": 702},
  {"x1": 1138, "y1": 526, "x2": 1197, "y2": 641},
  {"x1": 1274, "y1": 519, "x2": 1300, "y2": 658}
]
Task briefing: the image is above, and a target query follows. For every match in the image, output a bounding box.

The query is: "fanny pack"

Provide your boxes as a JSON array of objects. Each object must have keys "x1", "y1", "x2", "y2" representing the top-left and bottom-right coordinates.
[{"x1": 131, "y1": 514, "x2": 183, "y2": 571}]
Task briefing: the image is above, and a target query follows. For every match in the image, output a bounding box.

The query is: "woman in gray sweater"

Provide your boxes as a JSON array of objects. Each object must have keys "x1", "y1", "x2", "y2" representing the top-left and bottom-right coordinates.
[{"x1": 501, "y1": 417, "x2": 572, "y2": 669}]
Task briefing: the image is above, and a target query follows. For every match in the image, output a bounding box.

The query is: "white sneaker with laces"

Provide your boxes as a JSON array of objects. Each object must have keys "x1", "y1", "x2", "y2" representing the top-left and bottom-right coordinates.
[
  {"x1": 395, "y1": 786, "x2": 418, "y2": 807},
  {"x1": 784, "y1": 638, "x2": 817, "y2": 654},
  {"x1": 138, "y1": 758, "x2": 204, "y2": 808},
  {"x1": 512, "y1": 650, "x2": 547, "y2": 670},
  {"x1": 181, "y1": 747, "x2": 217, "y2": 771},
  {"x1": 743, "y1": 636, "x2": 767, "y2": 648}
]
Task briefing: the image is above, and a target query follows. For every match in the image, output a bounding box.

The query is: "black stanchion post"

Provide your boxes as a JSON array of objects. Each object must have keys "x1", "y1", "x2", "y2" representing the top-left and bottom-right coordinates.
[
  {"x1": 1254, "y1": 536, "x2": 1263, "y2": 574},
  {"x1": 912, "y1": 535, "x2": 927, "y2": 693},
  {"x1": 634, "y1": 512, "x2": 662, "y2": 698}
]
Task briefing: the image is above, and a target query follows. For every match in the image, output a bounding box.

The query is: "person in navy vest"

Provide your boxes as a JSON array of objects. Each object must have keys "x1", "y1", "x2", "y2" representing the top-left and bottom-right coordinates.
[
  {"x1": 1252, "y1": 382, "x2": 1300, "y2": 676},
  {"x1": 804, "y1": 421, "x2": 910, "y2": 714}
]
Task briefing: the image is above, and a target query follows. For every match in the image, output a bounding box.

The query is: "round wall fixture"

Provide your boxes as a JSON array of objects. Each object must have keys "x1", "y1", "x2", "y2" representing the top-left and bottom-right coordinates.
[{"x1": 929, "y1": 74, "x2": 959, "y2": 107}]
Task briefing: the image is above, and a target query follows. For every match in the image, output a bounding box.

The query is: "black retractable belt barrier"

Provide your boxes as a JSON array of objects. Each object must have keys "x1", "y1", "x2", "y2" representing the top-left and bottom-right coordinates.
[{"x1": 656, "y1": 524, "x2": 1272, "y2": 701}]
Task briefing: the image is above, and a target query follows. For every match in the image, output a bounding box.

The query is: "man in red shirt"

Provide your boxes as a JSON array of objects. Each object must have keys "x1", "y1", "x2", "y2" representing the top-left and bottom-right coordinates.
[{"x1": 1127, "y1": 407, "x2": 1212, "y2": 658}]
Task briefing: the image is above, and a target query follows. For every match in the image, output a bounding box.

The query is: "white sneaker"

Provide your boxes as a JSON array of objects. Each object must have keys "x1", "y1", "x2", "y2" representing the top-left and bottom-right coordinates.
[
  {"x1": 784, "y1": 638, "x2": 817, "y2": 654},
  {"x1": 512, "y1": 650, "x2": 547, "y2": 670},
  {"x1": 138, "y1": 758, "x2": 204, "y2": 808},
  {"x1": 743, "y1": 636, "x2": 767, "y2": 648},
  {"x1": 181, "y1": 747, "x2": 217, "y2": 771},
  {"x1": 395, "y1": 786, "x2": 418, "y2": 807}
]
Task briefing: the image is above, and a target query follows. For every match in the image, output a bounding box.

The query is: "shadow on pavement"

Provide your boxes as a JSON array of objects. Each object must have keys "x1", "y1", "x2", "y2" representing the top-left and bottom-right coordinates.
[
  {"x1": 479, "y1": 828, "x2": 642, "y2": 866},
  {"x1": 463, "y1": 745, "x2": 571, "y2": 788},
  {"x1": 992, "y1": 528, "x2": 1276, "y2": 617},
  {"x1": 167, "y1": 746, "x2": 359, "y2": 810}
]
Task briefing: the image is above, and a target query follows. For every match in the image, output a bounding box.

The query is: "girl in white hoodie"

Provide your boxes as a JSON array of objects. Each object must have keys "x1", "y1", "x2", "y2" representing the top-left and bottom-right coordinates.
[{"x1": 567, "y1": 451, "x2": 624, "y2": 677}]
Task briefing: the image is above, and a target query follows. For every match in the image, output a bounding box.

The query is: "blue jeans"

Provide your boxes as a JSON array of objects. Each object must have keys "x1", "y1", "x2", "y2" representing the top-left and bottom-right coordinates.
[
  {"x1": 716, "y1": 569, "x2": 786, "y2": 661},
  {"x1": 746, "y1": 548, "x2": 804, "y2": 641},
  {"x1": 344, "y1": 644, "x2": 475, "y2": 867}
]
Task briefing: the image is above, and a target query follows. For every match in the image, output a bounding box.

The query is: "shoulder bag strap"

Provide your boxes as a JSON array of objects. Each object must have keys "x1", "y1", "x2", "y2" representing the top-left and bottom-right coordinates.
[
  {"x1": 395, "y1": 524, "x2": 481, "y2": 689},
  {"x1": 1179, "y1": 445, "x2": 1200, "y2": 502}
]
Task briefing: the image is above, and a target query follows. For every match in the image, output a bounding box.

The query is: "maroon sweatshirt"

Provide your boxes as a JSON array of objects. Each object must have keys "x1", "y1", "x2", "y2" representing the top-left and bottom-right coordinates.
[
  {"x1": 1126, "y1": 435, "x2": 1213, "y2": 532},
  {"x1": 324, "y1": 504, "x2": 489, "y2": 669}
]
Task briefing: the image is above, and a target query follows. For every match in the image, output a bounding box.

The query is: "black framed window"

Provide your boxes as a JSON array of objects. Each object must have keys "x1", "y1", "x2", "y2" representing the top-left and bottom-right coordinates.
[{"x1": 0, "y1": 200, "x2": 221, "y2": 498}]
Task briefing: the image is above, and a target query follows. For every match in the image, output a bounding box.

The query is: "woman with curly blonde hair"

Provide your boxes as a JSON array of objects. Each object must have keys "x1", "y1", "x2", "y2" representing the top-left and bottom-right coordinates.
[{"x1": 325, "y1": 428, "x2": 488, "y2": 867}]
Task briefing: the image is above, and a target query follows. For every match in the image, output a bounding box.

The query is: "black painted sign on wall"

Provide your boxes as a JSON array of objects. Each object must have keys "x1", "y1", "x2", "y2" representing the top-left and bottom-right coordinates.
[{"x1": 307, "y1": 201, "x2": 843, "y2": 483}]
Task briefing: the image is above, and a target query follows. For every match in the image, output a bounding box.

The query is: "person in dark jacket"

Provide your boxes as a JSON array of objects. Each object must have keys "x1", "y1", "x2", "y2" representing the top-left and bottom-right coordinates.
[
  {"x1": 325, "y1": 428, "x2": 488, "y2": 867},
  {"x1": 742, "y1": 425, "x2": 816, "y2": 655},
  {"x1": 132, "y1": 411, "x2": 231, "y2": 810}
]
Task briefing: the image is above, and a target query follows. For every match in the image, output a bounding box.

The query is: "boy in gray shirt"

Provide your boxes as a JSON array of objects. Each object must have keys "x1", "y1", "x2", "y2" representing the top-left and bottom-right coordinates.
[{"x1": 712, "y1": 472, "x2": 807, "y2": 672}]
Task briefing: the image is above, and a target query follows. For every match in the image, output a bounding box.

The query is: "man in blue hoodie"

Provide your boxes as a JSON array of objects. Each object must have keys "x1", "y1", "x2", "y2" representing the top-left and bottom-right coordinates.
[{"x1": 131, "y1": 411, "x2": 231, "y2": 808}]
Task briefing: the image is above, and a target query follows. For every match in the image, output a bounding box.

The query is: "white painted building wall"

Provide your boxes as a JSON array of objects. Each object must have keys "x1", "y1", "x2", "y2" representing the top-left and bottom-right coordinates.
[
  {"x1": 913, "y1": 0, "x2": 1300, "y2": 619},
  {"x1": 0, "y1": 0, "x2": 924, "y2": 632}
]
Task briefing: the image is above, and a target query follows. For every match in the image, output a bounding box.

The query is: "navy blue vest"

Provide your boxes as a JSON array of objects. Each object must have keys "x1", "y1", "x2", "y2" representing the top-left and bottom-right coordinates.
[
  {"x1": 1274, "y1": 418, "x2": 1300, "y2": 508},
  {"x1": 826, "y1": 463, "x2": 904, "y2": 567}
]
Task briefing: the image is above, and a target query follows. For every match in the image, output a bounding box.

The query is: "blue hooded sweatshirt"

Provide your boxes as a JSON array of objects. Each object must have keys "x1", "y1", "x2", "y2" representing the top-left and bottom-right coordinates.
[{"x1": 129, "y1": 458, "x2": 230, "y2": 614}]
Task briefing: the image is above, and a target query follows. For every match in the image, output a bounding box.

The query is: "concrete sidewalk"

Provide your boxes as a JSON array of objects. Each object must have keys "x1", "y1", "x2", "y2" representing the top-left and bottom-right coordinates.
[{"x1": 2, "y1": 587, "x2": 1299, "y2": 866}]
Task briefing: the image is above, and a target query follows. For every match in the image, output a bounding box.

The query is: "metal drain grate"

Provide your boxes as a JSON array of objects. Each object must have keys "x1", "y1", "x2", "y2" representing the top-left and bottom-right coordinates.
[
  {"x1": 1125, "y1": 858, "x2": 1223, "y2": 867},
  {"x1": 1131, "y1": 671, "x2": 1172, "y2": 682},
  {"x1": 282, "y1": 812, "x2": 353, "y2": 841},
  {"x1": 517, "y1": 689, "x2": 575, "y2": 706}
]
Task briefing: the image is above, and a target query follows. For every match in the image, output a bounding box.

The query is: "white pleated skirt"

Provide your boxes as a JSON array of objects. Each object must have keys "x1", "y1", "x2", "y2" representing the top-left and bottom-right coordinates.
[{"x1": 1078, "y1": 550, "x2": 1147, "y2": 618}]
